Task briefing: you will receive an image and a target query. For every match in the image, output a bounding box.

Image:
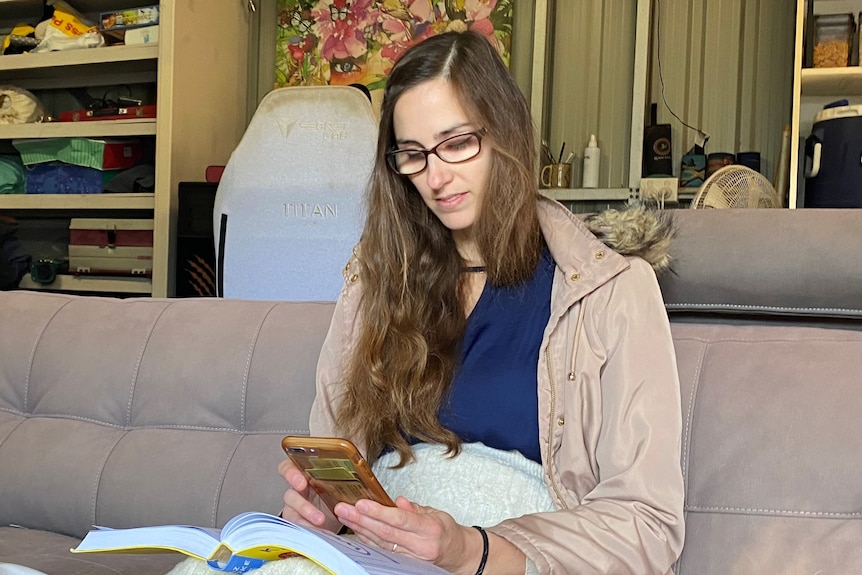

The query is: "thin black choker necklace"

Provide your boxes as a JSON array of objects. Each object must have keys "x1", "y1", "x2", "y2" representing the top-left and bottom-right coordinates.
[{"x1": 460, "y1": 266, "x2": 486, "y2": 273}]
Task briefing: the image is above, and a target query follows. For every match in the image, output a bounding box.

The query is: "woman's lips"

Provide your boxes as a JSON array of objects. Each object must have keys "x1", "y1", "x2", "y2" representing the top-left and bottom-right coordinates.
[{"x1": 436, "y1": 192, "x2": 467, "y2": 209}]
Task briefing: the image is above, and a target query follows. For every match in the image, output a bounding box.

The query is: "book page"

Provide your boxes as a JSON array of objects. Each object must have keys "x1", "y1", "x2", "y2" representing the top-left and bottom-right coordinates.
[
  {"x1": 72, "y1": 524, "x2": 221, "y2": 560},
  {"x1": 224, "y1": 512, "x2": 452, "y2": 575},
  {"x1": 311, "y1": 526, "x2": 454, "y2": 575}
]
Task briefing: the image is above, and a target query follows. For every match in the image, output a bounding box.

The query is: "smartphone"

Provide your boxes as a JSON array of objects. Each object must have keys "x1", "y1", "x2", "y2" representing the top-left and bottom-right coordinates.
[{"x1": 281, "y1": 436, "x2": 395, "y2": 514}]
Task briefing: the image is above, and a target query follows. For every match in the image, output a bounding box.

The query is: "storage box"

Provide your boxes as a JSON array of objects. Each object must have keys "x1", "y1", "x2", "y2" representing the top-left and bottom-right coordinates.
[
  {"x1": 25, "y1": 163, "x2": 116, "y2": 194},
  {"x1": 12, "y1": 138, "x2": 143, "y2": 170},
  {"x1": 100, "y1": 6, "x2": 159, "y2": 31},
  {"x1": 69, "y1": 218, "x2": 153, "y2": 276},
  {"x1": 59, "y1": 105, "x2": 157, "y2": 123},
  {"x1": 124, "y1": 24, "x2": 159, "y2": 45},
  {"x1": 100, "y1": 5, "x2": 159, "y2": 45}
]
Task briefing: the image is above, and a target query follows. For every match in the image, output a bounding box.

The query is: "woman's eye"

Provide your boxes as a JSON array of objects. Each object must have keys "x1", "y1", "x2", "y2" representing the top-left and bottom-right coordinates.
[{"x1": 442, "y1": 136, "x2": 472, "y2": 152}]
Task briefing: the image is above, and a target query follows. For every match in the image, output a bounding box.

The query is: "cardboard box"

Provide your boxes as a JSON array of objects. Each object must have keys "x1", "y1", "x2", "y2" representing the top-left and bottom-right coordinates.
[
  {"x1": 100, "y1": 6, "x2": 159, "y2": 31},
  {"x1": 13, "y1": 138, "x2": 143, "y2": 171},
  {"x1": 124, "y1": 24, "x2": 159, "y2": 45},
  {"x1": 69, "y1": 218, "x2": 153, "y2": 276}
]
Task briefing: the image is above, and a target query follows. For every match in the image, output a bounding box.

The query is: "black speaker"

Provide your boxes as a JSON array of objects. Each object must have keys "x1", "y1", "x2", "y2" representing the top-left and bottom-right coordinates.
[
  {"x1": 643, "y1": 124, "x2": 673, "y2": 177},
  {"x1": 176, "y1": 182, "x2": 217, "y2": 297}
]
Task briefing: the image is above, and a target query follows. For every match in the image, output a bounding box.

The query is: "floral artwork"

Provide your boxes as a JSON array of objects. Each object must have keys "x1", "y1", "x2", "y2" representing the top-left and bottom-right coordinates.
[{"x1": 275, "y1": 1, "x2": 513, "y2": 93}]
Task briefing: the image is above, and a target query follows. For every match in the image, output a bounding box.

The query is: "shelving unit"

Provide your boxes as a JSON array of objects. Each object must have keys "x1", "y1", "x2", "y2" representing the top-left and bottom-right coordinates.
[
  {"x1": 0, "y1": 0, "x2": 252, "y2": 297},
  {"x1": 789, "y1": 0, "x2": 862, "y2": 208},
  {"x1": 530, "y1": 0, "x2": 651, "y2": 204}
]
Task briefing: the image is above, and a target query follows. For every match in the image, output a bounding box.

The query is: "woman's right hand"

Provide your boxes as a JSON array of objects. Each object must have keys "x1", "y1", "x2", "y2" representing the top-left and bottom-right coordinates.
[{"x1": 277, "y1": 458, "x2": 341, "y2": 532}]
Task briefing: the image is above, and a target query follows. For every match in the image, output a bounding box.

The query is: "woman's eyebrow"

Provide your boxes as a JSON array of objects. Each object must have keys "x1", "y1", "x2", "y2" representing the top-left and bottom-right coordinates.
[
  {"x1": 435, "y1": 122, "x2": 473, "y2": 139},
  {"x1": 395, "y1": 123, "x2": 475, "y2": 147}
]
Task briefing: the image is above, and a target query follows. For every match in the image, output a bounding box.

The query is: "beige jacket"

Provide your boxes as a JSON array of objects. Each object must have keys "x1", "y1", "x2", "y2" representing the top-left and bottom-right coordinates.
[{"x1": 310, "y1": 197, "x2": 685, "y2": 574}]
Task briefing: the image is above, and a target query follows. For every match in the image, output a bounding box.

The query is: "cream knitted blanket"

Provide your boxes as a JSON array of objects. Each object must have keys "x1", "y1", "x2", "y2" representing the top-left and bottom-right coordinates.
[{"x1": 167, "y1": 443, "x2": 553, "y2": 575}]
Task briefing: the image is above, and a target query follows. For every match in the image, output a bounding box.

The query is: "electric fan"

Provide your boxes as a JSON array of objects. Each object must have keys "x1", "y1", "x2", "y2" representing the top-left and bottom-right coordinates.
[{"x1": 690, "y1": 165, "x2": 782, "y2": 209}]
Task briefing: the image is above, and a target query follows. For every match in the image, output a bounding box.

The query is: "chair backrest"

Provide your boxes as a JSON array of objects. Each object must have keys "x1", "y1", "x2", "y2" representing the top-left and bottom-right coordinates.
[{"x1": 214, "y1": 85, "x2": 377, "y2": 300}]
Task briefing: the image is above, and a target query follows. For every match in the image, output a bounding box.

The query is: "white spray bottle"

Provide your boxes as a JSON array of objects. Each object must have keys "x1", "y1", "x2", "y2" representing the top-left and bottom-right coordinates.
[{"x1": 582, "y1": 134, "x2": 600, "y2": 188}]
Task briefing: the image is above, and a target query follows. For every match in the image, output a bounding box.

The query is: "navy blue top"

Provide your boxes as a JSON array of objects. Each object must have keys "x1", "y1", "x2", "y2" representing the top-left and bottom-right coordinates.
[{"x1": 438, "y1": 249, "x2": 555, "y2": 463}]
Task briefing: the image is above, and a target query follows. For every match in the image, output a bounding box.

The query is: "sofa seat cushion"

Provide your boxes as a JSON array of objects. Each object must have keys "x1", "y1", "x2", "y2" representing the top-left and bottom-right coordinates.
[{"x1": 0, "y1": 527, "x2": 184, "y2": 575}]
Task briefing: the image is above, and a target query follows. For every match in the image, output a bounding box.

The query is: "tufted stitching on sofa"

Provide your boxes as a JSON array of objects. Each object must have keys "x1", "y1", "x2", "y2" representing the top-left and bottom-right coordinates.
[
  {"x1": 666, "y1": 303, "x2": 862, "y2": 315},
  {"x1": 0, "y1": 415, "x2": 310, "y2": 434},
  {"x1": 680, "y1": 341, "x2": 707, "y2": 500},
  {"x1": 125, "y1": 303, "x2": 170, "y2": 427},
  {"x1": 89, "y1": 430, "x2": 128, "y2": 527},
  {"x1": 25, "y1": 299, "x2": 71, "y2": 414},
  {"x1": 0, "y1": 416, "x2": 26, "y2": 453},
  {"x1": 209, "y1": 435, "x2": 244, "y2": 526},
  {"x1": 239, "y1": 303, "x2": 280, "y2": 432},
  {"x1": 670, "y1": 335, "x2": 859, "y2": 344},
  {"x1": 686, "y1": 505, "x2": 862, "y2": 518}
]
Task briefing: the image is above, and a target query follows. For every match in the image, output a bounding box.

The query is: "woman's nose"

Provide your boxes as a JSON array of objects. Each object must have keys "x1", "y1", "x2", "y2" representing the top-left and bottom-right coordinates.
[{"x1": 424, "y1": 153, "x2": 453, "y2": 190}]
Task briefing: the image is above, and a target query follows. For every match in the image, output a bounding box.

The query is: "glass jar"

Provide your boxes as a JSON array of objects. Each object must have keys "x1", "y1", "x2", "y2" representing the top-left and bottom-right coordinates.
[{"x1": 813, "y1": 13, "x2": 855, "y2": 68}]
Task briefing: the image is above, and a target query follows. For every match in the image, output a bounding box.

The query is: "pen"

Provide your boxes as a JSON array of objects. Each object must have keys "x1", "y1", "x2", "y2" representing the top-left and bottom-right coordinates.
[
  {"x1": 564, "y1": 151, "x2": 575, "y2": 164},
  {"x1": 558, "y1": 143, "x2": 566, "y2": 164},
  {"x1": 541, "y1": 140, "x2": 555, "y2": 165}
]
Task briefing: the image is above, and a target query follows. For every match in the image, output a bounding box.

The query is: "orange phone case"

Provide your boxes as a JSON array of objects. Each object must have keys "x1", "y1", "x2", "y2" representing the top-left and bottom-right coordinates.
[{"x1": 281, "y1": 436, "x2": 395, "y2": 513}]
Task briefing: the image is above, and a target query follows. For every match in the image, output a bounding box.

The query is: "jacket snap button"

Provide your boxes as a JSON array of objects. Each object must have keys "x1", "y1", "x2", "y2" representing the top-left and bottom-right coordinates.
[
  {"x1": 595, "y1": 251, "x2": 605, "y2": 260},
  {"x1": 557, "y1": 417, "x2": 565, "y2": 426},
  {"x1": 567, "y1": 372, "x2": 575, "y2": 381},
  {"x1": 570, "y1": 273, "x2": 580, "y2": 281},
  {"x1": 349, "y1": 274, "x2": 359, "y2": 282}
]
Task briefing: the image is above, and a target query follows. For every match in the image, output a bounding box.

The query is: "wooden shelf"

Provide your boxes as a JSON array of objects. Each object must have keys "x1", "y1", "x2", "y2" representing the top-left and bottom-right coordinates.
[
  {"x1": 0, "y1": 193, "x2": 154, "y2": 210},
  {"x1": 541, "y1": 188, "x2": 636, "y2": 202},
  {"x1": 0, "y1": 45, "x2": 159, "y2": 89},
  {"x1": 800, "y1": 66, "x2": 862, "y2": 96},
  {"x1": 18, "y1": 274, "x2": 152, "y2": 294},
  {"x1": 0, "y1": 45, "x2": 159, "y2": 73},
  {"x1": 0, "y1": 119, "x2": 157, "y2": 139}
]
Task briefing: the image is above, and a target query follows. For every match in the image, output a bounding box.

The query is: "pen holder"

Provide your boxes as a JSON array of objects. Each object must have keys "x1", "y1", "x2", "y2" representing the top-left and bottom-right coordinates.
[{"x1": 540, "y1": 163, "x2": 572, "y2": 189}]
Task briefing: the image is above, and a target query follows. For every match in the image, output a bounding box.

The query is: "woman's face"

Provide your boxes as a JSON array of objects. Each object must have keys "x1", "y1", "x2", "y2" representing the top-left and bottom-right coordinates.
[{"x1": 392, "y1": 78, "x2": 491, "y2": 247}]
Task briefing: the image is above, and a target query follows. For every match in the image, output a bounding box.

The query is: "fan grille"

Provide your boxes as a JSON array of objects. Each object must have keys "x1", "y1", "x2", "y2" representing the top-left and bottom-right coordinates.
[{"x1": 691, "y1": 165, "x2": 781, "y2": 209}]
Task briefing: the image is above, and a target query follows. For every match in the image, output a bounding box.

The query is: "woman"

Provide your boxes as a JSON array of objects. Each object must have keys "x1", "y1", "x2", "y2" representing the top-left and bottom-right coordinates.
[{"x1": 280, "y1": 31, "x2": 685, "y2": 575}]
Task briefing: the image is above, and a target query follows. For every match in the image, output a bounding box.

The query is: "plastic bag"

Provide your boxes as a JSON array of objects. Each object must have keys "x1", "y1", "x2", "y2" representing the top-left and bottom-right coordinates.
[{"x1": 31, "y1": 0, "x2": 104, "y2": 53}]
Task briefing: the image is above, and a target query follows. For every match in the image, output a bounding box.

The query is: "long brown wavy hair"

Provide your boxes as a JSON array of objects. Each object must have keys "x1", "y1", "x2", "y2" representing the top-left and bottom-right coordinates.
[{"x1": 337, "y1": 31, "x2": 543, "y2": 466}]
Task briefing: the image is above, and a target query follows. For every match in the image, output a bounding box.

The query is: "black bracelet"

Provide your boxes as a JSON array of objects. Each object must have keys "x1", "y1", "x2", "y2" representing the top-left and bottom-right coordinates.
[{"x1": 471, "y1": 525, "x2": 489, "y2": 575}]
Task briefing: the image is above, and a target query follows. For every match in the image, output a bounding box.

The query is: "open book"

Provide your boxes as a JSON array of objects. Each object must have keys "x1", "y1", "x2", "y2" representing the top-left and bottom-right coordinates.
[{"x1": 71, "y1": 511, "x2": 452, "y2": 575}]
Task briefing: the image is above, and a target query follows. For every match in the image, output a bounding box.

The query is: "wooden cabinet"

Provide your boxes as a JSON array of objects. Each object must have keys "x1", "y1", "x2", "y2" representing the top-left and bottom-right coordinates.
[
  {"x1": 0, "y1": 0, "x2": 252, "y2": 296},
  {"x1": 790, "y1": 0, "x2": 862, "y2": 208}
]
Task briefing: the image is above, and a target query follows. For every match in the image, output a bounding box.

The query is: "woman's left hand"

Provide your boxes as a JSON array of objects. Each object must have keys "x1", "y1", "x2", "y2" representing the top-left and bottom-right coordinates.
[{"x1": 333, "y1": 496, "x2": 482, "y2": 575}]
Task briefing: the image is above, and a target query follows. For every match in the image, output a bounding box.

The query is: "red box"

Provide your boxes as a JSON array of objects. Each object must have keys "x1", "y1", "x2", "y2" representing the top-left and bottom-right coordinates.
[{"x1": 59, "y1": 105, "x2": 157, "y2": 123}]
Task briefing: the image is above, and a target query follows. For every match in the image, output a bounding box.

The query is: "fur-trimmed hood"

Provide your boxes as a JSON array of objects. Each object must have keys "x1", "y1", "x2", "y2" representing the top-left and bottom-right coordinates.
[{"x1": 583, "y1": 203, "x2": 675, "y2": 277}]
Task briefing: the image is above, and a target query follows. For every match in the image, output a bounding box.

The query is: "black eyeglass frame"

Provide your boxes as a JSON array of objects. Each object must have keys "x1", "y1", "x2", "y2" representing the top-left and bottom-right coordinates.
[{"x1": 385, "y1": 130, "x2": 485, "y2": 176}]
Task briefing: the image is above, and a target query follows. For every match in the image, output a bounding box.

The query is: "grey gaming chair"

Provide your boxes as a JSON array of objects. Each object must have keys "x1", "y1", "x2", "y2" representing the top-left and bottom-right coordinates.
[{"x1": 214, "y1": 85, "x2": 377, "y2": 301}]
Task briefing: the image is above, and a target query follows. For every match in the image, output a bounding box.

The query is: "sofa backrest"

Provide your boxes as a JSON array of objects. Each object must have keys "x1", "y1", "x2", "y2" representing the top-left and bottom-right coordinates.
[
  {"x1": 0, "y1": 294, "x2": 334, "y2": 538},
  {"x1": 659, "y1": 208, "x2": 862, "y2": 574}
]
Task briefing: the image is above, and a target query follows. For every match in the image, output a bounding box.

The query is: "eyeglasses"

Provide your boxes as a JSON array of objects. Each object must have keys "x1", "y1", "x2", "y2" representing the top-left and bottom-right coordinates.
[{"x1": 386, "y1": 131, "x2": 484, "y2": 176}]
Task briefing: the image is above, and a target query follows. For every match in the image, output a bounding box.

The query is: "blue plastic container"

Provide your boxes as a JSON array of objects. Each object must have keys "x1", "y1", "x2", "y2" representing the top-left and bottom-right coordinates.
[{"x1": 804, "y1": 105, "x2": 862, "y2": 208}]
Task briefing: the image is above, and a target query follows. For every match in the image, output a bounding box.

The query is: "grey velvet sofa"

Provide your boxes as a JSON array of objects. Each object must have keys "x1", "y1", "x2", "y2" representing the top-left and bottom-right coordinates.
[{"x1": 1, "y1": 208, "x2": 860, "y2": 575}]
